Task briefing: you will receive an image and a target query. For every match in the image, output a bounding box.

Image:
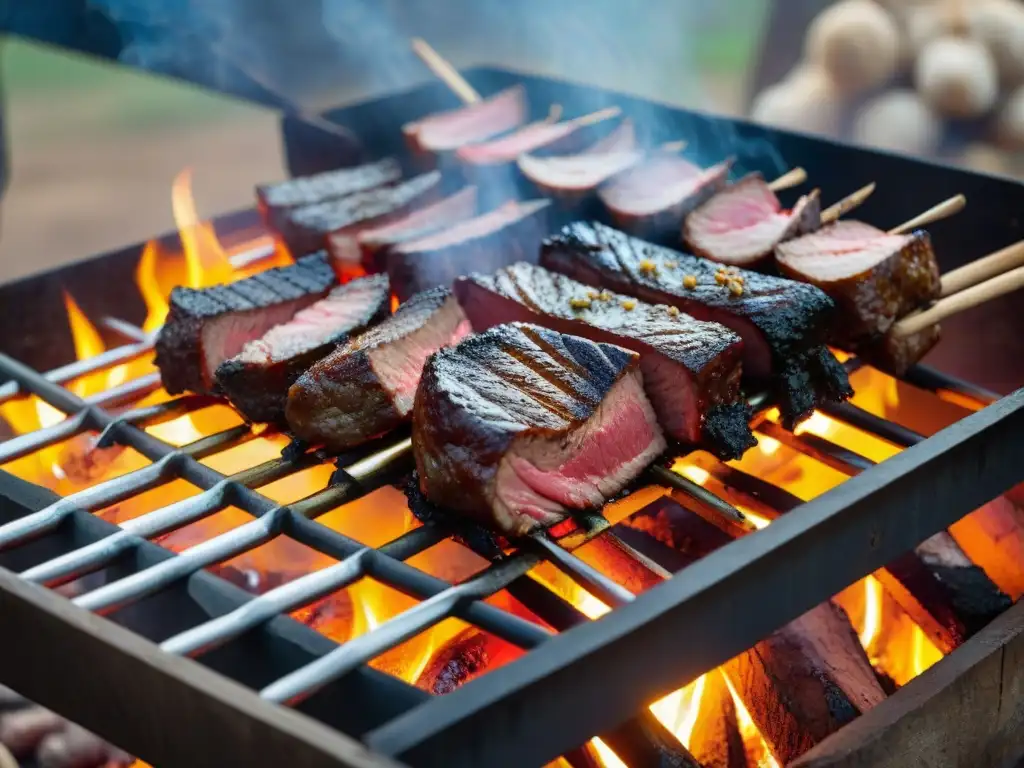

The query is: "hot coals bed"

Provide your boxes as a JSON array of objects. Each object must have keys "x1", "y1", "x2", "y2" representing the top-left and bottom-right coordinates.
[{"x1": 0, "y1": 70, "x2": 1024, "y2": 768}]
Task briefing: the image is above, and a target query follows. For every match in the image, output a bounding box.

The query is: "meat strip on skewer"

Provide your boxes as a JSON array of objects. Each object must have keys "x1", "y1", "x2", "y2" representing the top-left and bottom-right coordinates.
[
  {"x1": 540, "y1": 222, "x2": 852, "y2": 427},
  {"x1": 414, "y1": 322, "x2": 667, "y2": 537},
  {"x1": 215, "y1": 274, "x2": 391, "y2": 425},
  {"x1": 454, "y1": 262, "x2": 755, "y2": 459},
  {"x1": 403, "y1": 85, "x2": 528, "y2": 154},
  {"x1": 155, "y1": 252, "x2": 337, "y2": 396},
  {"x1": 286, "y1": 286, "x2": 471, "y2": 450}
]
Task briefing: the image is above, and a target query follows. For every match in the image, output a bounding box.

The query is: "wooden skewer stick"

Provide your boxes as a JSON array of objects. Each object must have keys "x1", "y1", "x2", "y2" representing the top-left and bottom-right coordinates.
[
  {"x1": 939, "y1": 239, "x2": 1024, "y2": 298},
  {"x1": 819, "y1": 182, "x2": 877, "y2": 225},
  {"x1": 411, "y1": 37, "x2": 481, "y2": 104},
  {"x1": 888, "y1": 194, "x2": 966, "y2": 235},
  {"x1": 659, "y1": 140, "x2": 688, "y2": 154},
  {"x1": 767, "y1": 166, "x2": 807, "y2": 192},
  {"x1": 569, "y1": 105, "x2": 622, "y2": 127},
  {"x1": 893, "y1": 265, "x2": 1024, "y2": 337}
]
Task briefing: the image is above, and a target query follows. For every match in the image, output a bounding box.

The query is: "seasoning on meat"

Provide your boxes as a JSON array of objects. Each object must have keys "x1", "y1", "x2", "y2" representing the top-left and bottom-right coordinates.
[
  {"x1": 413, "y1": 323, "x2": 667, "y2": 537},
  {"x1": 155, "y1": 252, "x2": 337, "y2": 396},
  {"x1": 215, "y1": 274, "x2": 391, "y2": 424},
  {"x1": 286, "y1": 287, "x2": 471, "y2": 450},
  {"x1": 403, "y1": 85, "x2": 528, "y2": 154}
]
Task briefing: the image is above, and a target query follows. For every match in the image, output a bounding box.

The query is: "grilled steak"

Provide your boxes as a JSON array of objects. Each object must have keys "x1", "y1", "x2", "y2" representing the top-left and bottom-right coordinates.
[
  {"x1": 286, "y1": 287, "x2": 471, "y2": 450},
  {"x1": 356, "y1": 186, "x2": 478, "y2": 274},
  {"x1": 684, "y1": 173, "x2": 821, "y2": 267},
  {"x1": 454, "y1": 263, "x2": 754, "y2": 458},
  {"x1": 403, "y1": 85, "x2": 528, "y2": 154},
  {"x1": 855, "y1": 324, "x2": 942, "y2": 376},
  {"x1": 155, "y1": 253, "x2": 337, "y2": 396},
  {"x1": 215, "y1": 274, "x2": 391, "y2": 424},
  {"x1": 540, "y1": 222, "x2": 851, "y2": 426},
  {"x1": 775, "y1": 220, "x2": 941, "y2": 345},
  {"x1": 276, "y1": 171, "x2": 442, "y2": 263},
  {"x1": 413, "y1": 323, "x2": 667, "y2": 537},
  {"x1": 256, "y1": 158, "x2": 402, "y2": 233},
  {"x1": 599, "y1": 156, "x2": 733, "y2": 242},
  {"x1": 387, "y1": 199, "x2": 550, "y2": 301}
]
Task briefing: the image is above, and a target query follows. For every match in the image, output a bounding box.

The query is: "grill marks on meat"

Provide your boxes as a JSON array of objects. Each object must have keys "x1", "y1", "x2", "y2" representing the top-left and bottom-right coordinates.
[
  {"x1": 684, "y1": 173, "x2": 821, "y2": 267},
  {"x1": 155, "y1": 253, "x2": 337, "y2": 395},
  {"x1": 454, "y1": 262, "x2": 754, "y2": 458},
  {"x1": 517, "y1": 119, "x2": 642, "y2": 195},
  {"x1": 277, "y1": 171, "x2": 442, "y2": 262},
  {"x1": 599, "y1": 156, "x2": 733, "y2": 241},
  {"x1": 414, "y1": 323, "x2": 666, "y2": 537},
  {"x1": 256, "y1": 158, "x2": 402, "y2": 233},
  {"x1": 540, "y1": 222, "x2": 851, "y2": 426},
  {"x1": 387, "y1": 199, "x2": 550, "y2": 301},
  {"x1": 215, "y1": 274, "x2": 391, "y2": 424},
  {"x1": 286, "y1": 287, "x2": 471, "y2": 450},
  {"x1": 403, "y1": 86, "x2": 528, "y2": 154}
]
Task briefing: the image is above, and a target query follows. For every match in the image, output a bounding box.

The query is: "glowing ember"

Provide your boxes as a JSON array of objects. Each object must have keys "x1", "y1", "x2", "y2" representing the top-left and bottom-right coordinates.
[{"x1": 723, "y1": 674, "x2": 781, "y2": 768}]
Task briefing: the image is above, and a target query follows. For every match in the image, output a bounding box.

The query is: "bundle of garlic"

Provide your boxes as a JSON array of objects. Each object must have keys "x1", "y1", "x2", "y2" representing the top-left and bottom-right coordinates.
[{"x1": 749, "y1": 0, "x2": 1024, "y2": 177}]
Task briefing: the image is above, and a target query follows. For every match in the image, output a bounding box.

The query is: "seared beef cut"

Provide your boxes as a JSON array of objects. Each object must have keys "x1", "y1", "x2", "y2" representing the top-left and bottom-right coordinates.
[
  {"x1": 454, "y1": 263, "x2": 754, "y2": 458},
  {"x1": 403, "y1": 86, "x2": 528, "y2": 154},
  {"x1": 540, "y1": 222, "x2": 851, "y2": 427},
  {"x1": 215, "y1": 275, "x2": 391, "y2": 424},
  {"x1": 684, "y1": 173, "x2": 821, "y2": 267},
  {"x1": 413, "y1": 323, "x2": 667, "y2": 537},
  {"x1": 256, "y1": 159, "x2": 401, "y2": 233},
  {"x1": 155, "y1": 253, "x2": 337, "y2": 396},
  {"x1": 455, "y1": 109, "x2": 619, "y2": 167},
  {"x1": 286, "y1": 287, "x2": 470, "y2": 450},
  {"x1": 855, "y1": 324, "x2": 942, "y2": 376},
  {"x1": 276, "y1": 171, "x2": 442, "y2": 263},
  {"x1": 356, "y1": 186, "x2": 478, "y2": 274},
  {"x1": 387, "y1": 199, "x2": 550, "y2": 301},
  {"x1": 598, "y1": 156, "x2": 733, "y2": 242},
  {"x1": 775, "y1": 220, "x2": 941, "y2": 345}
]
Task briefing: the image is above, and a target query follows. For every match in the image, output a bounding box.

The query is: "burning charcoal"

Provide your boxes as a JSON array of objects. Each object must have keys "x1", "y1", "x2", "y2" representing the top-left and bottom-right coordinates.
[
  {"x1": 36, "y1": 724, "x2": 132, "y2": 768},
  {"x1": 415, "y1": 627, "x2": 520, "y2": 695},
  {"x1": 55, "y1": 432, "x2": 127, "y2": 485},
  {"x1": 291, "y1": 592, "x2": 355, "y2": 643},
  {"x1": 688, "y1": 670, "x2": 747, "y2": 768}
]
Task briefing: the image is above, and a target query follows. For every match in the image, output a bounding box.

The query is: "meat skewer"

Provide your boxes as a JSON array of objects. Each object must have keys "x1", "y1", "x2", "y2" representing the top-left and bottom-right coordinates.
[
  {"x1": 819, "y1": 182, "x2": 877, "y2": 225},
  {"x1": 410, "y1": 37, "x2": 482, "y2": 106}
]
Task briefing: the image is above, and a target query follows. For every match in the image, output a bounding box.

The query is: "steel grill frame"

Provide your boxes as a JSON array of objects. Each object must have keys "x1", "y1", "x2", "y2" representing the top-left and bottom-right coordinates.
[{"x1": 0, "y1": 69, "x2": 1023, "y2": 768}]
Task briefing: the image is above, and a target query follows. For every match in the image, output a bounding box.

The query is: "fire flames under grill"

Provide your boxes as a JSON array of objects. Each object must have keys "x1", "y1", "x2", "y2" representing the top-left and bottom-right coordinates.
[{"x1": 0, "y1": 166, "x2": 1021, "y2": 768}]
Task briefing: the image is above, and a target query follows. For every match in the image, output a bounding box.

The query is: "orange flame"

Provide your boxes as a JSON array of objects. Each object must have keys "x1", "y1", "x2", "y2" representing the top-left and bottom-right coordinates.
[{"x1": 172, "y1": 168, "x2": 234, "y2": 289}]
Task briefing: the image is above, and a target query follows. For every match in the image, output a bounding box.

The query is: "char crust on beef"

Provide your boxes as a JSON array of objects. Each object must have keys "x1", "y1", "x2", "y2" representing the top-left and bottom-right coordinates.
[
  {"x1": 286, "y1": 287, "x2": 471, "y2": 450},
  {"x1": 256, "y1": 159, "x2": 402, "y2": 233},
  {"x1": 155, "y1": 252, "x2": 337, "y2": 396},
  {"x1": 276, "y1": 171, "x2": 442, "y2": 263},
  {"x1": 540, "y1": 222, "x2": 852, "y2": 426},
  {"x1": 387, "y1": 199, "x2": 550, "y2": 301},
  {"x1": 215, "y1": 274, "x2": 391, "y2": 424},
  {"x1": 403, "y1": 85, "x2": 528, "y2": 154},
  {"x1": 413, "y1": 323, "x2": 667, "y2": 537},
  {"x1": 454, "y1": 262, "x2": 754, "y2": 458},
  {"x1": 855, "y1": 324, "x2": 942, "y2": 376}
]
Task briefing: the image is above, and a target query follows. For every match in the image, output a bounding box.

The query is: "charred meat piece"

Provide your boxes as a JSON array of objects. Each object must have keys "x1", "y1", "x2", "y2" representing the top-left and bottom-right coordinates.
[
  {"x1": 855, "y1": 324, "x2": 942, "y2": 376},
  {"x1": 414, "y1": 323, "x2": 667, "y2": 537},
  {"x1": 255, "y1": 158, "x2": 402, "y2": 233},
  {"x1": 775, "y1": 220, "x2": 941, "y2": 344},
  {"x1": 155, "y1": 253, "x2": 336, "y2": 396},
  {"x1": 455, "y1": 262, "x2": 753, "y2": 459},
  {"x1": 387, "y1": 199, "x2": 550, "y2": 301},
  {"x1": 541, "y1": 222, "x2": 851, "y2": 426},
  {"x1": 403, "y1": 85, "x2": 528, "y2": 154},
  {"x1": 599, "y1": 156, "x2": 733, "y2": 242},
  {"x1": 286, "y1": 287, "x2": 471, "y2": 450},
  {"x1": 356, "y1": 186, "x2": 478, "y2": 274},
  {"x1": 215, "y1": 274, "x2": 391, "y2": 424},
  {"x1": 684, "y1": 173, "x2": 821, "y2": 267},
  {"x1": 276, "y1": 171, "x2": 442, "y2": 263}
]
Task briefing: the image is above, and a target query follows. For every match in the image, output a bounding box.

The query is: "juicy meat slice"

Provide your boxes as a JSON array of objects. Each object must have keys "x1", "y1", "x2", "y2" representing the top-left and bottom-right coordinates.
[
  {"x1": 155, "y1": 252, "x2": 337, "y2": 396},
  {"x1": 286, "y1": 287, "x2": 471, "y2": 450},
  {"x1": 413, "y1": 323, "x2": 667, "y2": 537},
  {"x1": 684, "y1": 173, "x2": 821, "y2": 267},
  {"x1": 356, "y1": 186, "x2": 479, "y2": 274},
  {"x1": 455, "y1": 109, "x2": 619, "y2": 167},
  {"x1": 387, "y1": 199, "x2": 550, "y2": 301},
  {"x1": 517, "y1": 119, "x2": 642, "y2": 194},
  {"x1": 403, "y1": 86, "x2": 528, "y2": 153},
  {"x1": 775, "y1": 220, "x2": 941, "y2": 344},
  {"x1": 256, "y1": 158, "x2": 402, "y2": 233},
  {"x1": 215, "y1": 274, "x2": 391, "y2": 424},
  {"x1": 276, "y1": 171, "x2": 442, "y2": 262},
  {"x1": 454, "y1": 262, "x2": 753, "y2": 458},
  {"x1": 599, "y1": 156, "x2": 733, "y2": 241},
  {"x1": 540, "y1": 222, "x2": 851, "y2": 427}
]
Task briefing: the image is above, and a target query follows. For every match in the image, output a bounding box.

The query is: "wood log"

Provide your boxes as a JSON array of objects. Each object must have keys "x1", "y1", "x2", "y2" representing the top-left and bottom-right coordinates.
[
  {"x1": 792, "y1": 596, "x2": 1024, "y2": 768},
  {"x1": 688, "y1": 670, "x2": 748, "y2": 768},
  {"x1": 415, "y1": 627, "x2": 520, "y2": 696},
  {"x1": 951, "y1": 492, "x2": 1024, "y2": 599}
]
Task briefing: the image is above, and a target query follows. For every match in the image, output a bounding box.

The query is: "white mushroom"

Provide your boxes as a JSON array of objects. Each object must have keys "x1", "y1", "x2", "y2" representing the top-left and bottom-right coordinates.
[
  {"x1": 853, "y1": 89, "x2": 943, "y2": 155},
  {"x1": 915, "y1": 36, "x2": 999, "y2": 118},
  {"x1": 967, "y1": 0, "x2": 1024, "y2": 87},
  {"x1": 806, "y1": 0, "x2": 902, "y2": 94},
  {"x1": 750, "y1": 65, "x2": 844, "y2": 136}
]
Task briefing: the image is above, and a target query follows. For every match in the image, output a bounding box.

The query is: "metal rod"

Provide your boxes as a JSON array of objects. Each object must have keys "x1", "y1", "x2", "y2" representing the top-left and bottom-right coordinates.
[
  {"x1": 86, "y1": 373, "x2": 162, "y2": 409},
  {"x1": 100, "y1": 317, "x2": 152, "y2": 344},
  {"x1": 0, "y1": 410, "x2": 91, "y2": 465},
  {"x1": 647, "y1": 465, "x2": 754, "y2": 530},
  {"x1": 756, "y1": 420, "x2": 875, "y2": 475},
  {"x1": 820, "y1": 401, "x2": 924, "y2": 447},
  {"x1": 903, "y1": 363, "x2": 1000, "y2": 409},
  {"x1": 528, "y1": 533, "x2": 634, "y2": 608}
]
